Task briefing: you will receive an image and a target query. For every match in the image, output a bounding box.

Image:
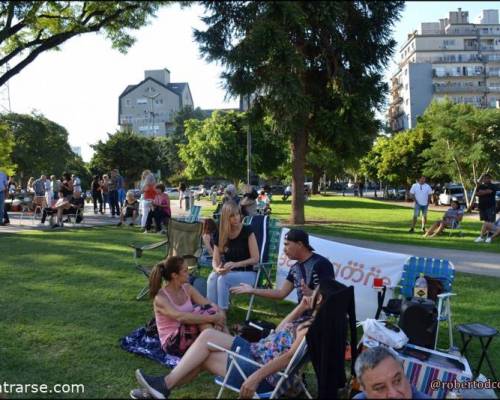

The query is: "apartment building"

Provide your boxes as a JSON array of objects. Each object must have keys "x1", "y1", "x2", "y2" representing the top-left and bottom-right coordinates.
[
  {"x1": 389, "y1": 9, "x2": 500, "y2": 132},
  {"x1": 118, "y1": 68, "x2": 193, "y2": 136}
]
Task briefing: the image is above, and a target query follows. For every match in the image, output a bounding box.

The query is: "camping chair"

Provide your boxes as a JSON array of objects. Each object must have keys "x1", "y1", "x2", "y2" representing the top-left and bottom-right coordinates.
[
  {"x1": 63, "y1": 206, "x2": 84, "y2": 227},
  {"x1": 176, "y1": 205, "x2": 201, "y2": 223},
  {"x1": 31, "y1": 195, "x2": 46, "y2": 223},
  {"x1": 209, "y1": 335, "x2": 312, "y2": 399},
  {"x1": 381, "y1": 256, "x2": 456, "y2": 351},
  {"x1": 18, "y1": 196, "x2": 33, "y2": 225},
  {"x1": 129, "y1": 218, "x2": 203, "y2": 300},
  {"x1": 244, "y1": 215, "x2": 282, "y2": 321},
  {"x1": 447, "y1": 219, "x2": 463, "y2": 237}
]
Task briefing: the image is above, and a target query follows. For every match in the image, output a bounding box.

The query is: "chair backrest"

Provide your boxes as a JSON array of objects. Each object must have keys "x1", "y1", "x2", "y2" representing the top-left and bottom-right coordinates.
[
  {"x1": 399, "y1": 256, "x2": 454, "y2": 299},
  {"x1": 242, "y1": 215, "x2": 281, "y2": 265},
  {"x1": 185, "y1": 205, "x2": 201, "y2": 223},
  {"x1": 166, "y1": 218, "x2": 203, "y2": 259}
]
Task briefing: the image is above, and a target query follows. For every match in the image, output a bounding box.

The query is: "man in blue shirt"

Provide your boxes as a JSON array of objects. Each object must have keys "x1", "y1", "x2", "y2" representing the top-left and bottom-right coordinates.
[
  {"x1": 230, "y1": 229, "x2": 334, "y2": 303},
  {"x1": 0, "y1": 169, "x2": 8, "y2": 226},
  {"x1": 354, "y1": 346, "x2": 430, "y2": 399}
]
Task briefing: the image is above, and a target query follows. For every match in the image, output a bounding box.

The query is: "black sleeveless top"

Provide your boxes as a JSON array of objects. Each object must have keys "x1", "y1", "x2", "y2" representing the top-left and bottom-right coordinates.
[{"x1": 214, "y1": 225, "x2": 255, "y2": 272}]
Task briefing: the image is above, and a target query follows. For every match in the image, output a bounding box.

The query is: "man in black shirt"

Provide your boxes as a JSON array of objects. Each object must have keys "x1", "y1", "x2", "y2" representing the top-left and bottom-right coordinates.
[
  {"x1": 476, "y1": 174, "x2": 497, "y2": 223},
  {"x1": 231, "y1": 229, "x2": 335, "y2": 303}
]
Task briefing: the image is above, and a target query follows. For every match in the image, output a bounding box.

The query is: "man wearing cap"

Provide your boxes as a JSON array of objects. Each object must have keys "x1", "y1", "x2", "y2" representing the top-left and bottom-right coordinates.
[{"x1": 231, "y1": 228, "x2": 334, "y2": 303}]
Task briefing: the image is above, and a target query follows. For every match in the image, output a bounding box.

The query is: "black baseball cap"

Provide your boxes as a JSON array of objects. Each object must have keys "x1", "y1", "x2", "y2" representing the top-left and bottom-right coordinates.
[{"x1": 285, "y1": 229, "x2": 314, "y2": 251}]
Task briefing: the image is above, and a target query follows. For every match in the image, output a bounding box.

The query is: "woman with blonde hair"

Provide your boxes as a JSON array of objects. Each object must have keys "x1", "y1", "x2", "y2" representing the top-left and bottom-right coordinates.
[
  {"x1": 149, "y1": 256, "x2": 225, "y2": 357},
  {"x1": 206, "y1": 202, "x2": 259, "y2": 311},
  {"x1": 140, "y1": 169, "x2": 156, "y2": 229}
]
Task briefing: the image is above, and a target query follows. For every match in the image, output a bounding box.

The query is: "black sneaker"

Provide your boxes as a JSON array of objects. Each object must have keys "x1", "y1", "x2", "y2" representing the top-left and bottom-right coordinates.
[
  {"x1": 51, "y1": 224, "x2": 60, "y2": 229},
  {"x1": 422, "y1": 227, "x2": 426, "y2": 233},
  {"x1": 130, "y1": 388, "x2": 151, "y2": 399},
  {"x1": 135, "y1": 370, "x2": 170, "y2": 399},
  {"x1": 408, "y1": 228, "x2": 414, "y2": 233},
  {"x1": 129, "y1": 223, "x2": 134, "y2": 226}
]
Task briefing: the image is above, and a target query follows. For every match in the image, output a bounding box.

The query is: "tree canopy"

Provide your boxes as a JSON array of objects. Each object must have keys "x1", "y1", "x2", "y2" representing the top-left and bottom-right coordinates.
[
  {"x1": 420, "y1": 99, "x2": 500, "y2": 208},
  {"x1": 89, "y1": 128, "x2": 160, "y2": 187},
  {"x1": 194, "y1": 1, "x2": 404, "y2": 223},
  {"x1": 179, "y1": 111, "x2": 287, "y2": 184},
  {"x1": 0, "y1": 122, "x2": 16, "y2": 176},
  {"x1": 0, "y1": 1, "x2": 168, "y2": 86},
  {"x1": 0, "y1": 112, "x2": 76, "y2": 183}
]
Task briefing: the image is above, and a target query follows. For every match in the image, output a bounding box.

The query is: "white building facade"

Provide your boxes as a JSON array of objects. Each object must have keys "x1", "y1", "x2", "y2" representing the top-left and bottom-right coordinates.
[
  {"x1": 389, "y1": 9, "x2": 500, "y2": 132},
  {"x1": 118, "y1": 69, "x2": 194, "y2": 136}
]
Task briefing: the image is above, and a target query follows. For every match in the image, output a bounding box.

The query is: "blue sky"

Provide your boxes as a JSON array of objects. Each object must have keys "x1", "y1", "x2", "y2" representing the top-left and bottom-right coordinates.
[{"x1": 5, "y1": 2, "x2": 500, "y2": 161}]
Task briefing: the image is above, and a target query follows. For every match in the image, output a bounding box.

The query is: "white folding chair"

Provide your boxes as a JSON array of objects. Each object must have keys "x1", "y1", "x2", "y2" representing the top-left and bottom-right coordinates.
[{"x1": 208, "y1": 336, "x2": 312, "y2": 399}]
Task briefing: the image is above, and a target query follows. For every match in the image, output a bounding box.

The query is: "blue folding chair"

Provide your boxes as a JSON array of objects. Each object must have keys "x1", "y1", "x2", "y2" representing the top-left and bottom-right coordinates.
[
  {"x1": 385, "y1": 256, "x2": 456, "y2": 350},
  {"x1": 177, "y1": 205, "x2": 201, "y2": 223}
]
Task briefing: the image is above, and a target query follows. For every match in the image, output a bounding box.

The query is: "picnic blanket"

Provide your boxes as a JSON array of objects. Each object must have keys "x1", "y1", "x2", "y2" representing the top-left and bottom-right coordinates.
[{"x1": 120, "y1": 326, "x2": 181, "y2": 368}]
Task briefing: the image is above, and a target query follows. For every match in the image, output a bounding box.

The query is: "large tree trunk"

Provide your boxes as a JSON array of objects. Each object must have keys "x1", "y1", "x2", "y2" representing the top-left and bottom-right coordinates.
[{"x1": 291, "y1": 130, "x2": 307, "y2": 224}]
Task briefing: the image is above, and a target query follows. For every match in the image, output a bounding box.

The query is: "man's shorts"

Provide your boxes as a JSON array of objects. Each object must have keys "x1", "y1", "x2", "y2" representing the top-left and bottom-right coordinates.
[
  {"x1": 479, "y1": 207, "x2": 496, "y2": 223},
  {"x1": 413, "y1": 204, "x2": 428, "y2": 218}
]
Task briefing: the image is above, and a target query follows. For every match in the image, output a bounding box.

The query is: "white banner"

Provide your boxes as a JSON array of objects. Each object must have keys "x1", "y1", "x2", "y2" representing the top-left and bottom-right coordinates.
[{"x1": 276, "y1": 228, "x2": 410, "y2": 321}]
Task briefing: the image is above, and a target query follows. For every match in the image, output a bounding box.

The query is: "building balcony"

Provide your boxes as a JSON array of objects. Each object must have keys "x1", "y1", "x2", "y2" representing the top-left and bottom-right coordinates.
[
  {"x1": 485, "y1": 55, "x2": 500, "y2": 62},
  {"x1": 488, "y1": 87, "x2": 500, "y2": 92},
  {"x1": 487, "y1": 71, "x2": 500, "y2": 78},
  {"x1": 464, "y1": 44, "x2": 479, "y2": 51},
  {"x1": 433, "y1": 71, "x2": 485, "y2": 78},
  {"x1": 433, "y1": 85, "x2": 487, "y2": 94},
  {"x1": 390, "y1": 96, "x2": 403, "y2": 105}
]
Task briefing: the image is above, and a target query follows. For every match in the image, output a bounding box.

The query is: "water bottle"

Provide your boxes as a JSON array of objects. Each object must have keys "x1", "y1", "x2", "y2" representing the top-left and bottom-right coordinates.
[{"x1": 414, "y1": 273, "x2": 428, "y2": 299}]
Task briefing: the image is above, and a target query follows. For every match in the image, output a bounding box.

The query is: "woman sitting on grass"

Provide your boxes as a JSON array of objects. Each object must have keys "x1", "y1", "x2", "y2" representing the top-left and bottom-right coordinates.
[
  {"x1": 117, "y1": 190, "x2": 139, "y2": 226},
  {"x1": 199, "y1": 218, "x2": 217, "y2": 267},
  {"x1": 149, "y1": 256, "x2": 226, "y2": 358},
  {"x1": 132, "y1": 279, "x2": 338, "y2": 399},
  {"x1": 424, "y1": 200, "x2": 463, "y2": 238}
]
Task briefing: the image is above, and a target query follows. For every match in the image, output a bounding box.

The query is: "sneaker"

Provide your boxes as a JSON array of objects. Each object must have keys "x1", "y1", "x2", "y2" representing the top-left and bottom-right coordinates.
[
  {"x1": 135, "y1": 369, "x2": 170, "y2": 399},
  {"x1": 474, "y1": 236, "x2": 485, "y2": 243},
  {"x1": 129, "y1": 223, "x2": 134, "y2": 226},
  {"x1": 143, "y1": 229, "x2": 149, "y2": 234},
  {"x1": 116, "y1": 222, "x2": 122, "y2": 227},
  {"x1": 51, "y1": 224, "x2": 60, "y2": 229},
  {"x1": 130, "y1": 388, "x2": 151, "y2": 399},
  {"x1": 408, "y1": 228, "x2": 414, "y2": 233},
  {"x1": 422, "y1": 227, "x2": 426, "y2": 233},
  {"x1": 485, "y1": 237, "x2": 492, "y2": 243}
]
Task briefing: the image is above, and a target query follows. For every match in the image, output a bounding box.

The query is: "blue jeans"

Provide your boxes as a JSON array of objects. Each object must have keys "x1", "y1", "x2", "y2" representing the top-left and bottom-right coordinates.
[
  {"x1": 0, "y1": 191, "x2": 5, "y2": 224},
  {"x1": 109, "y1": 190, "x2": 120, "y2": 216},
  {"x1": 207, "y1": 270, "x2": 256, "y2": 310}
]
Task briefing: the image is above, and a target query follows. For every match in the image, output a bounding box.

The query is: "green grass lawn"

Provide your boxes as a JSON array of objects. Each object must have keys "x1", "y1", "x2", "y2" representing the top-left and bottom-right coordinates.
[
  {"x1": 201, "y1": 195, "x2": 500, "y2": 253},
  {"x1": 0, "y1": 226, "x2": 499, "y2": 398}
]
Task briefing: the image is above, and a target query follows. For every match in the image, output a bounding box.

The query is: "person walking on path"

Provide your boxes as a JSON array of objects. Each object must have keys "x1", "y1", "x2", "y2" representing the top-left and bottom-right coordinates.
[
  {"x1": 108, "y1": 169, "x2": 121, "y2": 218},
  {"x1": 476, "y1": 173, "x2": 497, "y2": 223},
  {"x1": 408, "y1": 176, "x2": 433, "y2": 233},
  {"x1": 0, "y1": 169, "x2": 8, "y2": 226}
]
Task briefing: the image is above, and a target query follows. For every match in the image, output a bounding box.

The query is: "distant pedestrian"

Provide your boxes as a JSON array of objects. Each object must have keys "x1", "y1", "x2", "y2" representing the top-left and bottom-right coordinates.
[
  {"x1": 91, "y1": 175, "x2": 103, "y2": 214},
  {"x1": 140, "y1": 170, "x2": 156, "y2": 228},
  {"x1": 282, "y1": 185, "x2": 292, "y2": 201},
  {"x1": 476, "y1": 173, "x2": 497, "y2": 223},
  {"x1": 0, "y1": 169, "x2": 8, "y2": 226},
  {"x1": 408, "y1": 176, "x2": 433, "y2": 233},
  {"x1": 72, "y1": 174, "x2": 82, "y2": 193},
  {"x1": 101, "y1": 174, "x2": 110, "y2": 213},
  {"x1": 108, "y1": 169, "x2": 121, "y2": 218}
]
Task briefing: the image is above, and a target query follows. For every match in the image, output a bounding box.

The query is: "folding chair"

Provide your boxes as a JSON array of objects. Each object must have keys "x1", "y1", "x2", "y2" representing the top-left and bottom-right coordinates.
[
  {"x1": 129, "y1": 218, "x2": 203, "y2": 300},
  {"x1": 176, "y1": 205, "x2": 201, "y2": 223},
  {"x1": 18, "y1": 196, "x2": 34, "y2": 225},
  {"x1": 209, "y1": 336, "x2": 312, "y2": 399},
  {"x1": 382, "y1": 256, "x2": 456, "y2": 351},
  {"x1": 63, "y1": 207, "x2": 84, "y2": 227},
  {"x1": 31, "y1": 195, "x2": 46, "y2": 223},
  {"x1": 244, "y1": 216, "x2": 282, "y2": 321},
  {"x1": 447, "y1": 219, "x2": 463, "y2": 237}
]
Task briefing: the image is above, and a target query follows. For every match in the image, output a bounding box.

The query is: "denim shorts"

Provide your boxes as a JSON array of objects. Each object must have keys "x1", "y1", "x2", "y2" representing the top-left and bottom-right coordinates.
[
  {"x1": 225, "y1": 336, "x2": 275, "y2": 393},
  {"x1": 413, "y1": 204, "x2": 428, "y2": 217}
]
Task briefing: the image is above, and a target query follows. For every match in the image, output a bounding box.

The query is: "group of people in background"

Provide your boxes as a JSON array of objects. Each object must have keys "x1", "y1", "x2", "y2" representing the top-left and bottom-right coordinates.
[
  {"x1": 409, "y1": 174, "x2": 499, "y2": 243},
  {"x1": 90, "y1": 169, "x2": 125, "y2": 217}
]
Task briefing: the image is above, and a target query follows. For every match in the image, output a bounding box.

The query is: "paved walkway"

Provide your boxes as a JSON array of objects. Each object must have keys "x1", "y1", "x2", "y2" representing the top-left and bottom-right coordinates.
[{"x1": 2, "y1": 201, "x2": 498, "y2": 278}]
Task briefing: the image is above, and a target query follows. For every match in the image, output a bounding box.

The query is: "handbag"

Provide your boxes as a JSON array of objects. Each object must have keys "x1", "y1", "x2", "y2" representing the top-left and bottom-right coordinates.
[{"x1": 232, "y1": 320, "x2": 276, "y2": 342}]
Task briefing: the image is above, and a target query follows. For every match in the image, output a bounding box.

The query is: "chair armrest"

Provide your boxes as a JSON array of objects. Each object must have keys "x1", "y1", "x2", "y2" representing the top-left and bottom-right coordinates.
[
  {"x1": 437, "y1": 292, "x2": 456, "y2": 299},
  {"x1": 207, "y1": 341, "x2": 287, "y2": 379},
  {"x1": 253, "y1": 261, "x2": 273, "y2": 271},
  {"x1": 129, "y1": 240, "x2": 168, "y2": 252}
]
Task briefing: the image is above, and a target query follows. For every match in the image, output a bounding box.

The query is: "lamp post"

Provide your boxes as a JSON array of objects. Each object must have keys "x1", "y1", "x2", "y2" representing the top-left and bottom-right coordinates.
[{"x1": 144, "y1": 92, "x2": 160, "y2": 136}]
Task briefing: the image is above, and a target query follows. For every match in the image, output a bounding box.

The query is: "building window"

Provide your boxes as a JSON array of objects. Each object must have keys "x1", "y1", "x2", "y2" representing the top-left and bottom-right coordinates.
[
  {"x1": 125, "y1": 99, "x2": 131, "y2": 106},
  {"x1": 443, "y1": 39, "x2": 455, "y2": 46},
  {"x1": 137, "y1": 98, "x2": 147, "y2": 104}
]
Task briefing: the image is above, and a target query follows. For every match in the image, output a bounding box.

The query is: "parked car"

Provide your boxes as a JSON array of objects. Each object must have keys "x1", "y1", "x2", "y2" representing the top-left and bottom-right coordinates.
[
  {"x1": 387, "y1": 188, "x2": 406, "y2": 200},
  {"x1": 438, "y1": 184, "x2": 466, "y2": 206},
  {"x1": 190, "y1": 185, "x2": 207, "y2": 200},
  {"x1": 165, "y1": 188, "x2": 179, "y2": 200}
]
